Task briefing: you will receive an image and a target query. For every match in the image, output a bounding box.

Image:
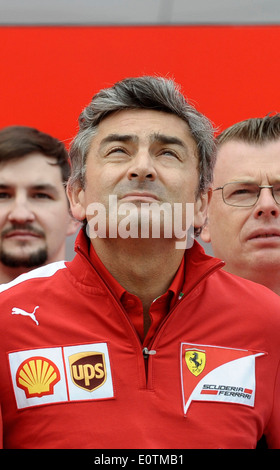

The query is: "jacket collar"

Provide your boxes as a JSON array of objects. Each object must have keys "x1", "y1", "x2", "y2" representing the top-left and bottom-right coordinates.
[{"x1": 70, "y1": 228, "x2": 224, "y2": 295}]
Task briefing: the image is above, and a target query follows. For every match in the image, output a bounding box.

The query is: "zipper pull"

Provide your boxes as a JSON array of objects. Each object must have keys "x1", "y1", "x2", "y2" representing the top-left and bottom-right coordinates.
[{"x1": 142, "y1": 347, "x2": 156, "y2": 359}]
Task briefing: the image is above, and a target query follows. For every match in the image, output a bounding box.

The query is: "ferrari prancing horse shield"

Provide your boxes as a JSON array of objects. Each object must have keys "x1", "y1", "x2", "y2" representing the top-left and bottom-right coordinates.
[{"x1": 185, "y1": 349, "x2": 206, "y2": 376}]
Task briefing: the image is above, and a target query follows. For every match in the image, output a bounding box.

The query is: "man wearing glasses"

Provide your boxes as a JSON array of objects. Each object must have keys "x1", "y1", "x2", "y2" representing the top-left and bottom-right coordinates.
[{"x1": 201, "y1": 113, "x2": 280, "y2": 295}]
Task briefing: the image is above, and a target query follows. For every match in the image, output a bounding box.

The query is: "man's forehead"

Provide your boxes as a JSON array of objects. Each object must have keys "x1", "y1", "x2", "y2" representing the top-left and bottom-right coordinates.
[
  {"x1": 0, "y1": 154, "x2": 65, "y2": 187},
  {"x1": 90, "y1": 109, "x2": 195, "y2": 151},
  {"x1": 214, "y1": 138, "x2": 280, "y2": 182},
  {"x1": 0, "y1": 152, "x2": 58, "y2": 168},
  {"x1": 217, "y1": 137, "x2": 280, "y2": 155}
]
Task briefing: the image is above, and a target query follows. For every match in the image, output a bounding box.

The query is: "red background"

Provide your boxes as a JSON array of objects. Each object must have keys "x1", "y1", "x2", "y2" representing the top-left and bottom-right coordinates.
[{"x1": 0, "y1": 25, "x2": 279, "y2": 145}]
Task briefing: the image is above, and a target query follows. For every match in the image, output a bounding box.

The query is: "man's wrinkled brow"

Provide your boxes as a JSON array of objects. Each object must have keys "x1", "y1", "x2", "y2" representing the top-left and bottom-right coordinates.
[
  {"x1": 99, "y1": 134, "x2": 138, "y2": 148},
  {"x1": 99, "y1": 132, "x2": 189, "y2": 149},
  {"x1": 150, "y1": 133, "x2": 188, "y2": 149}
]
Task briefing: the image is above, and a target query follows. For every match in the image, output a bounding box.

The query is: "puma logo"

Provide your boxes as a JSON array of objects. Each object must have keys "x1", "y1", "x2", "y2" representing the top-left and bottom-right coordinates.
[{"x1": 11, "y1": 306, "x2": 40, "y2": 326}]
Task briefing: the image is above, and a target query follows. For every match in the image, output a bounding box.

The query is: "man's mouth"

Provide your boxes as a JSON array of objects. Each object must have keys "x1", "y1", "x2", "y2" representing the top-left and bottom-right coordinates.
[
  {"x1": 120, "y1": 192, "x2": 159, "y2": 202},
  {"x1": 248, "y1": 230, "x2": 280, "y2": 241},
  {"x1": 254, "y1": 233, "x2": 279, "y2": 238},
  {"x1": 2, "y1": 226, "x2": 45, "y2": 240},
  {"x1": 5, "y1": 231, "x2": 41, "y2": 238}
]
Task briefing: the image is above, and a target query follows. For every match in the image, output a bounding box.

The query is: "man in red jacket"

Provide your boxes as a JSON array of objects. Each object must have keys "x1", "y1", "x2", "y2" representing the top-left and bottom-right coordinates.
[
  {"x1": 0, "y1": 126, "x2": 79, "y2": 283},
  {"x1": 0, "y1": 77, "x2": 279, "y2": 449},
  {"x1": 201, "y1": 113, "x2": 280, "y2": 295}
]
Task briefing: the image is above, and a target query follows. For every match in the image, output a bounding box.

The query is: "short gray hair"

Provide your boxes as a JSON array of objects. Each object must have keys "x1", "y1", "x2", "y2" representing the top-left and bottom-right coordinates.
[{"x1": 69, "y1": 76, "x2": 216, "y2": 194}]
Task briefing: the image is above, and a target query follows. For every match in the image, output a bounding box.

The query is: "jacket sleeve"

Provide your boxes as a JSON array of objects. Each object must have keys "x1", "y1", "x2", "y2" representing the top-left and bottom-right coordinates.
[{"x1": 265, "y1": 360, "x2": 280, "y2": 448}]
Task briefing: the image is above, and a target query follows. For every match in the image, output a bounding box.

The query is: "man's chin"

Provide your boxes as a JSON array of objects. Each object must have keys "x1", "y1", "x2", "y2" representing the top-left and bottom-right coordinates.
[{"x1": 0, "y1": 249, "x2": 48, "y2": 268}]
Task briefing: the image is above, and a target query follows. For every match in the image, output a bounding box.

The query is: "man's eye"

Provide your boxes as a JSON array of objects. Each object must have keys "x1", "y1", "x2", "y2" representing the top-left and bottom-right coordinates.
[
  {"x1": 0, "y1": 192, "x2": 11, "y2": 199},
  {"x1": 232, "y1": 187, "x2": 257, "y2": 197},
  {"x1": 107, "y1": 147, "x2": 127, "y2": 155},
  {"x1": 273, "y1": 184, "x2": 280, "y2": 194},
  {"x1": 232, "y1": 189, "x2": 251, "y2": 195},
  {"x1": 33, "y1": 193, "x2": 53, "y2": 199},
  {"x1": 160, "y1": 149, "x2": 179, "y2": 158}
]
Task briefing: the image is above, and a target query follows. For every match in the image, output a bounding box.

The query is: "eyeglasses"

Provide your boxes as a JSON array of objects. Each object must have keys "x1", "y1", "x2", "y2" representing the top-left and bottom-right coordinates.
[{"x1": 213, "y1": 182, "x2": 280, "y2": 207}]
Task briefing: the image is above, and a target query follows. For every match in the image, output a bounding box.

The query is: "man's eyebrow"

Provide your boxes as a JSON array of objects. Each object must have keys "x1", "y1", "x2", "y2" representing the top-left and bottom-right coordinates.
[
  {"x1": 100, "y1": 133, "x2": 189, "y2": 148},
  {"x1": 100, "y1": 134, "x2": 138, "y2": 147},
  {"x1": 31, "y1": 184, "x2": 60, "y2": 194},
  {"x1": 0, "y1": 183, "x2": 61, "y2": 196},
  {"x1": 150, "y1": 133, "x2": 188, "y2": 149}
]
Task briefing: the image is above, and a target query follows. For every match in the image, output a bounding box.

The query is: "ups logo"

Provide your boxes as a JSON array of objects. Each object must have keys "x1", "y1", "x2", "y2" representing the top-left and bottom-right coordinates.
[{"x1": 69, "y1": 352, "x2": 107, "y2": 392}]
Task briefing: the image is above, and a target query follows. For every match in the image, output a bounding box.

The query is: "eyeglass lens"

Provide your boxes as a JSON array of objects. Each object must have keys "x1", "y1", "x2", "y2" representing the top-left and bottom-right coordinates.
[{"x1": 223, "y1": 182, "x2": 280, "y2": 206}]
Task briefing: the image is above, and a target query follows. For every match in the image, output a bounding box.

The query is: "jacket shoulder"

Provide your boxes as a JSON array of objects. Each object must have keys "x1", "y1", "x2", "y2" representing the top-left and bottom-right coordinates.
[
  {"x1": 0, "y1": 261, "x2": 66, "y2": 295},
  {"x1": 212, "y1": 269, "x2": 280, "y2": 317}
]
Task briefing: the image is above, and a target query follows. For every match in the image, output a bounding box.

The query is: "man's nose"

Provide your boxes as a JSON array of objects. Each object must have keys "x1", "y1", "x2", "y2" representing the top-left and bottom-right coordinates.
[
  {"x1": 8, "y1": 197, "x2": 36, "y2": 223},
  {"x1": 253, "y1": 187, "x2": 280, "y2": 218},
  {"x1": 126, "y1": 152, "x2": 157, "y2": 181}
]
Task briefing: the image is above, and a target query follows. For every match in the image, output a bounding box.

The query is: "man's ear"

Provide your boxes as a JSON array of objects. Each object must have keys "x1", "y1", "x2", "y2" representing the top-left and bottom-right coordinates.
[
  {"x1": 67, "y1": 182, "x2": 86, "y2": 222},
  {"x1": 66, "y1": 216, "x2": 81, "y2": 237},
  {"x1": 193, "y1": 189, "x2": 212, "y2": 233},
  {"x1": 200, "y1": 219, "x2": 211, "y2": 243}
]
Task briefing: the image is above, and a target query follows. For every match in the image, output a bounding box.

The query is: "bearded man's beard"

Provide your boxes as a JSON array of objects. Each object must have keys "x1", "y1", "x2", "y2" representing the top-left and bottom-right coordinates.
[
  {"x1": 0, "y1": 248, "x2": 48, "y2": 268},
  {"x1": 0, "y1": 223, "x2": 48, "y2": 268}
]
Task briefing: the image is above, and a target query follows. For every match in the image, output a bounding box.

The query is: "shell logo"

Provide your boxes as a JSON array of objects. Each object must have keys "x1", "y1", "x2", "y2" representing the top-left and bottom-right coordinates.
[{"x1": 16, "y1": 356, "x2": 60, "y2": 398}]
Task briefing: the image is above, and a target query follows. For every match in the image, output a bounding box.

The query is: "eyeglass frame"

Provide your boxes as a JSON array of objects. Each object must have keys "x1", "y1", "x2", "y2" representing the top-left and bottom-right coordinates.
[{"x1": 213, "y1": 181, "x2": 280, "y2": 207}]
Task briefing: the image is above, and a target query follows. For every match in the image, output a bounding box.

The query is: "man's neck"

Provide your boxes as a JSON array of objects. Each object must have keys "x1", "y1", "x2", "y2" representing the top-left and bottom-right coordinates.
[
  {"x1": 91, "y1": 237, "x2": 185, "y2": 312},
  {"x1": 0, "y1": 265, "x2": 34, "y2": 284}
]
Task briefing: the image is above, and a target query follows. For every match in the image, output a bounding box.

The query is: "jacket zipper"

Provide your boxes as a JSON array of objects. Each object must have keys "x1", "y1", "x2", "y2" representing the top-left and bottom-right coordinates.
[
  {"x1": 142, "y1": 259, "x2": 224, "y2": 387},
  {"x1": 76, "y1": 244, "x2": 224, "y2": 388}
]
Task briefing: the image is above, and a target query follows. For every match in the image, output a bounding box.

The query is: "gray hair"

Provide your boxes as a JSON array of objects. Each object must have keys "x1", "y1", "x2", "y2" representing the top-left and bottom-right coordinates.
[{"x1": 68, "y1": 76, "x2": 216, "y2": 195}]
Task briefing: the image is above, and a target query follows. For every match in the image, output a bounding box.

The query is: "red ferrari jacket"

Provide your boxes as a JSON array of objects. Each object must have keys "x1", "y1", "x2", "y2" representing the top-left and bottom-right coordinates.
[{"x1": 0, "y1": 229, "x2": 279, "y2": 449}]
